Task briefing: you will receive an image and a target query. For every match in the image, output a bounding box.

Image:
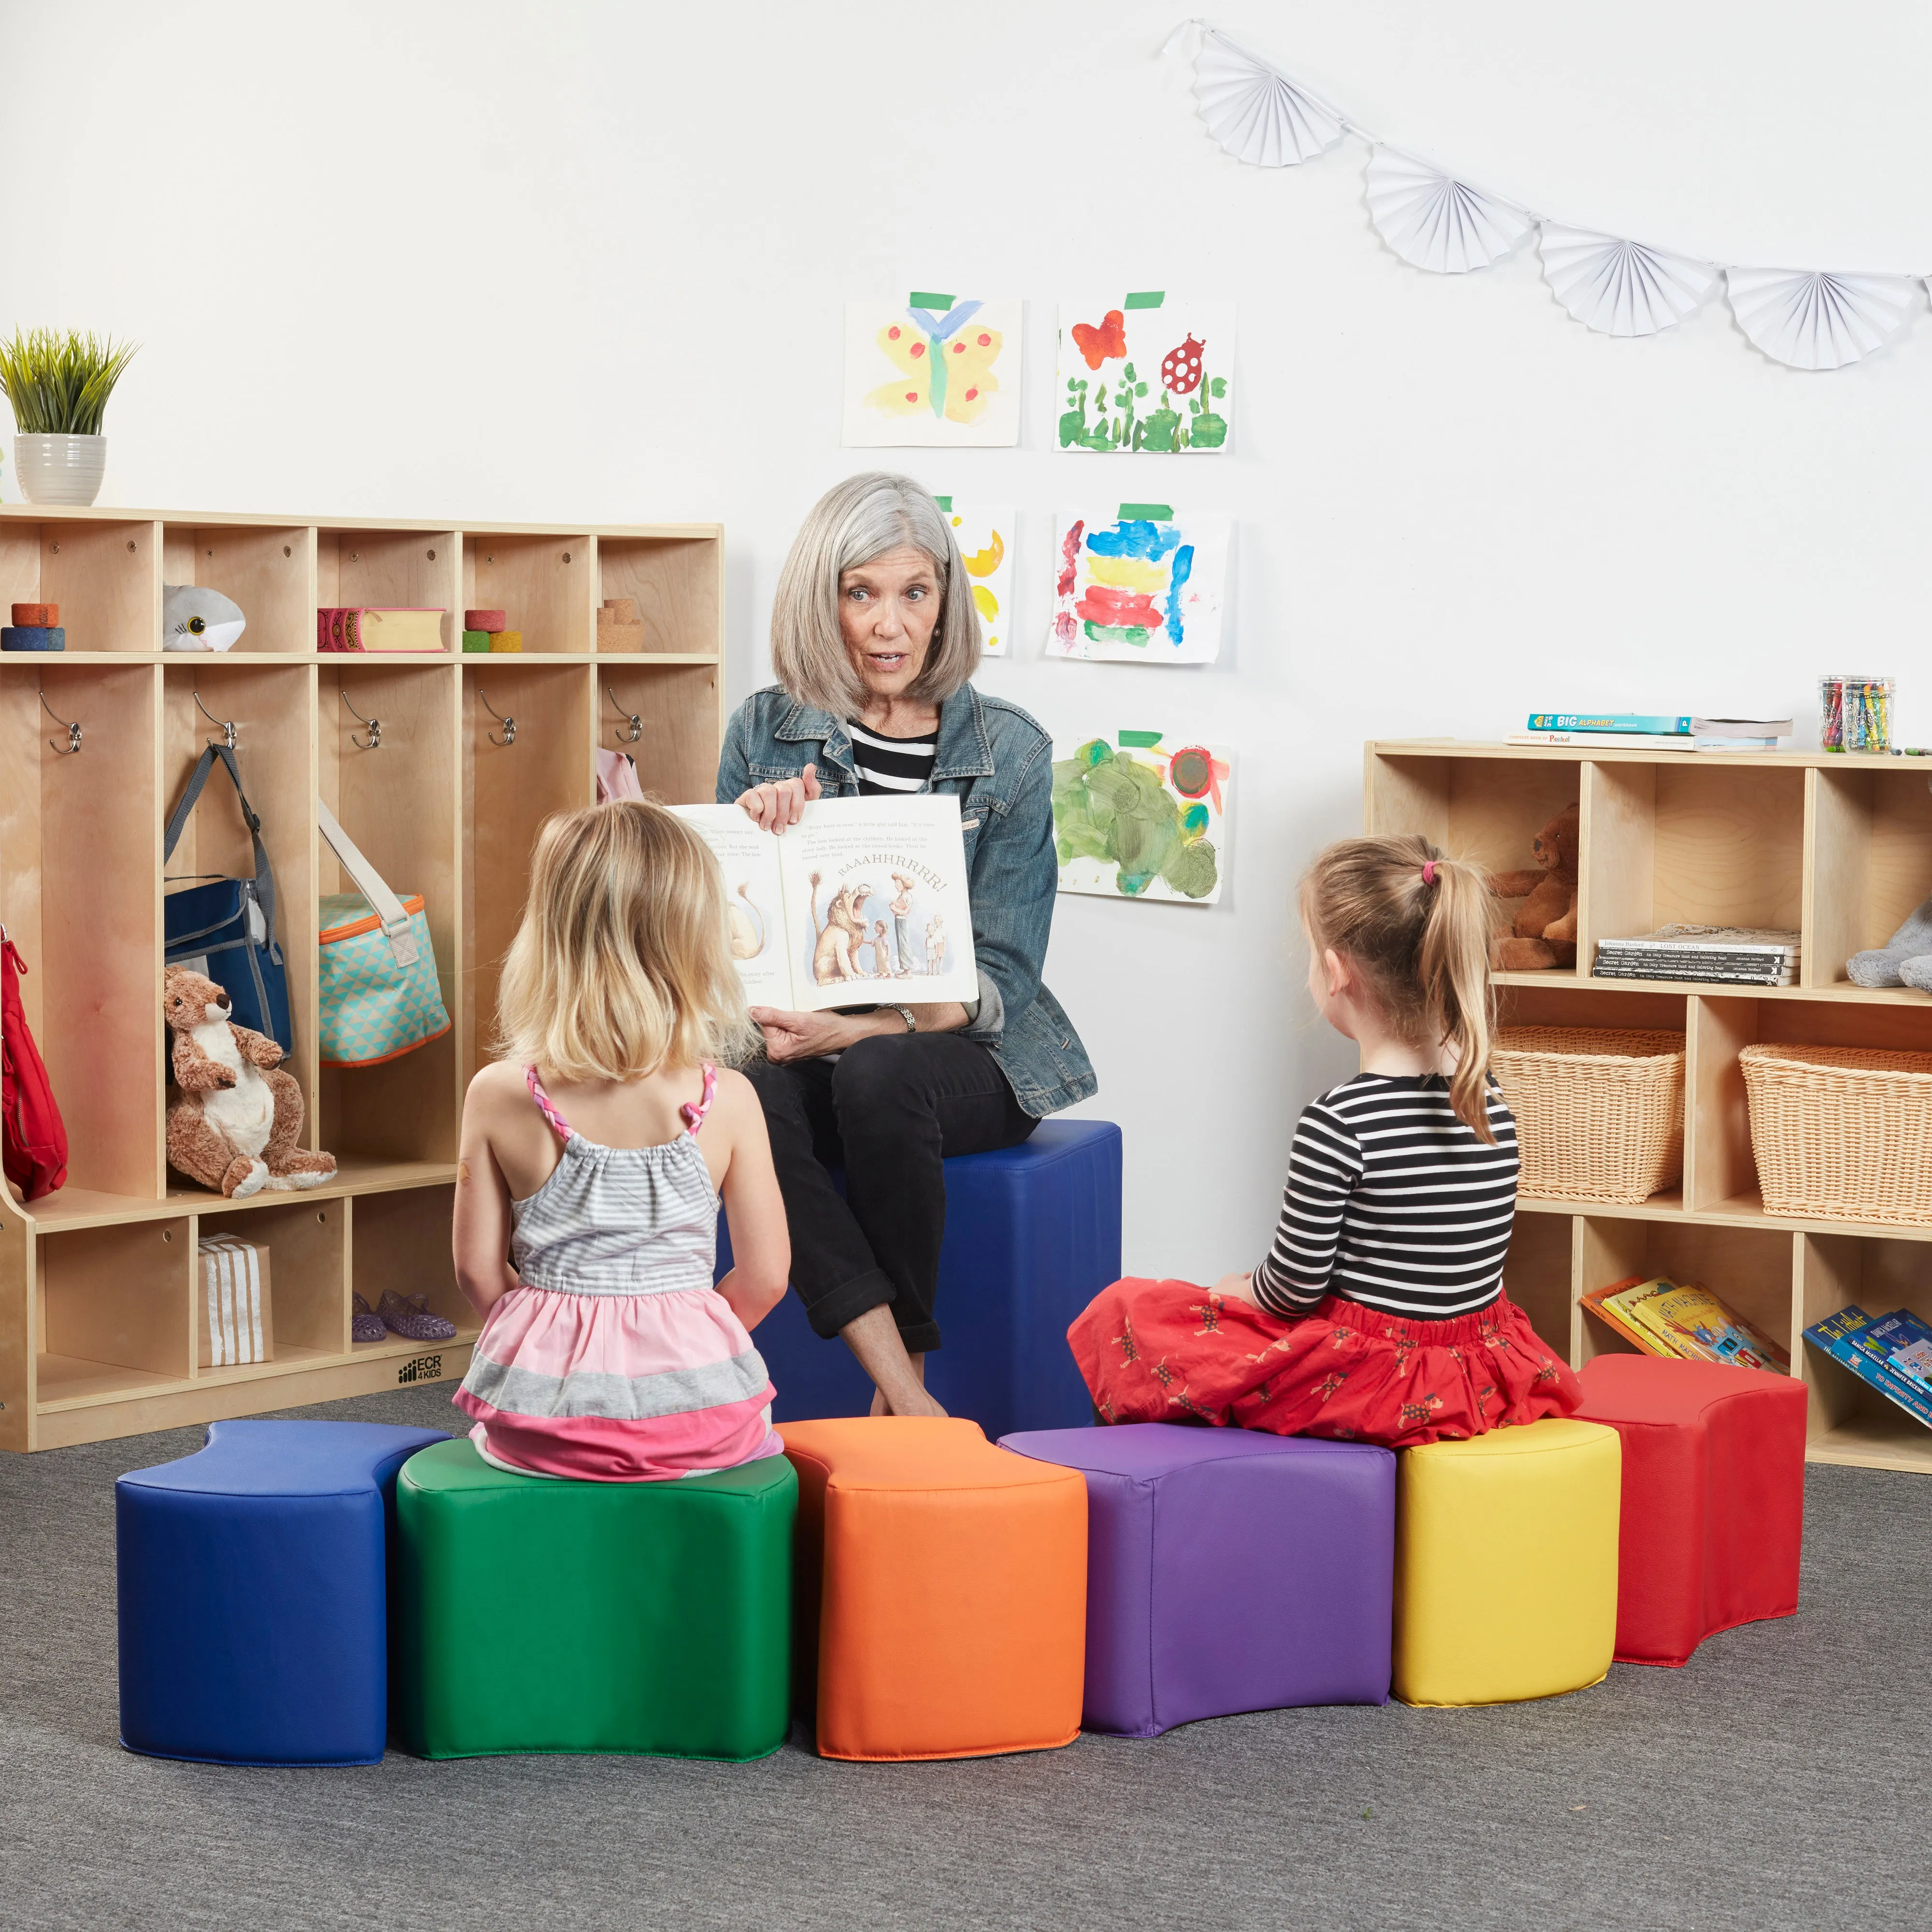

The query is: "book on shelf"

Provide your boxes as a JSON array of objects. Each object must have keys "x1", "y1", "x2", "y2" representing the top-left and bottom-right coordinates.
[
  {"x1": 1592, "y1": 1276, "x2": 1789, "y2": 1372},
  {"x1": 1526, "y1": 713, "x2": 1691, "y2": 735},
  {"x1": 1691, "y1": 716, "x2": 1794, "y2": 738},
  {"x1": 1508, "y1": 730, "x2": 1784, "y2": 753},
  {"x1": 1580, "y1": 1277, "x2": 1674, "y2": 1355},
  {"x1": 1804, "y1": 1307, "x2": 1932, "y2": 1429},
  {"x1": 1592, "y1": 925, "x2": 1800, "y2": 987},
  {"x1": 1860, "y1": 1310, "x2": 1932, "y2": 1395},
  {"x1": 317, "y1": 606, "x2": 447, "y2": 653},
  {"x1": 671, "y1": 796, "x2": 978, "y2": 1011}
]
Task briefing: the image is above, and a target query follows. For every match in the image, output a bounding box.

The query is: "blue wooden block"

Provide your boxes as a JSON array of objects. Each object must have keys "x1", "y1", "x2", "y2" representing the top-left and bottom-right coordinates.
[
  {"x1": 116, "y1": 1418, "x2": 448, "y2": 1766},
  {"x1": 720, "y1": 1119, "x2": 1122, "y2": 1439}
]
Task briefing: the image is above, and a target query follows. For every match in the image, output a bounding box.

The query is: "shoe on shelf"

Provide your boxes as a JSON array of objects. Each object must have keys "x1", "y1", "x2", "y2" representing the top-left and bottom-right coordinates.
[
  {"x1": 351, "y1": 1293, "x2": 388, "y2": 1345},
  {"x1": 378, "y1": 1290, "x2": 458, "y2": 1343}
]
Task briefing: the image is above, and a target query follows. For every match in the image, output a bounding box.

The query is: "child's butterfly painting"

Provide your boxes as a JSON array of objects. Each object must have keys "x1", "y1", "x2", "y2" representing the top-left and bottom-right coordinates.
[
  {"x1": 1056, "y1": 294, "x2": 1235, "y2": 454},
  {"x1": 842, "y1": 295, "x2": 1022, "y2": 447},
  {"x1": 1049, "y1": 507, "x2": 1231, "y2": 665},
  {"x1": 934, "y1": 498, "x2": 1015, "y2": 655}
]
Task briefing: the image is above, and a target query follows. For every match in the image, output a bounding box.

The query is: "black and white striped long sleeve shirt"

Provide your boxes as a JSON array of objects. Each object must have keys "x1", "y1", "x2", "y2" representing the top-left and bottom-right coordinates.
[{"x1": 1250, "y1": 1073, "x2": 1520, "y2": 1321}]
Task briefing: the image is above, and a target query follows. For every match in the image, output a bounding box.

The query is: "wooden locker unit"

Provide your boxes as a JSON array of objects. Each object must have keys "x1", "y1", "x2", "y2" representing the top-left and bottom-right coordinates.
[
  {"x1": 0, "y1": 505, "x2": 724, "y2": 1450},
  {"x1": 1369, "y1": 738, "x2": 1932, "y2": 1477}
]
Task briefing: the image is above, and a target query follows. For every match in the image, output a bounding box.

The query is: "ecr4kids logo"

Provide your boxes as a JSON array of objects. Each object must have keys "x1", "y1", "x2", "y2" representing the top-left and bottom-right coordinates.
[{"x1": 397, "y1": 1354, "x2": 442, "y2": 1385}]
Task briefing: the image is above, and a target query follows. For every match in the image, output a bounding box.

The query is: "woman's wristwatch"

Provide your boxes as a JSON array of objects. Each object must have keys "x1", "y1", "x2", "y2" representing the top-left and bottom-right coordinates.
[{"x1": 884, "y1": 1003, "x2": 917, "y2": 1034}]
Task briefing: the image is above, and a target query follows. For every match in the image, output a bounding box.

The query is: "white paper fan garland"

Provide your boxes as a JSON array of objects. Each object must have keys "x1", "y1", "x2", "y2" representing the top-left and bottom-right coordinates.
[
  {"x1": 1538, "y1": 226, "x2": 1719, "y2": 337},
  {"x1": 1192, "y1": 28, "x2": 1345, "y2": 167},
  {"x1": 1365, "y1": 148, "x2": 1534, "y2": 274},
  {"x1": 1723, "y1": 268, "x2": 1920, "y2": 370}
]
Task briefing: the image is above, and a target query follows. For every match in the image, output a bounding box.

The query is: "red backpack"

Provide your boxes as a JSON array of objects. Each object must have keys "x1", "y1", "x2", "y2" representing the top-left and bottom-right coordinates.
[{"x1": 2, "y1": 932, "x2": 67, "y2": 1200}]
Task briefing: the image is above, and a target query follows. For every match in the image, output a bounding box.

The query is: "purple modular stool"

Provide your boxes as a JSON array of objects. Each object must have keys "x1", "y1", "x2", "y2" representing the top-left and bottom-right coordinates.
[{"x1": 999, "y1": 1423, "x2": 1395, "y2": 1735}]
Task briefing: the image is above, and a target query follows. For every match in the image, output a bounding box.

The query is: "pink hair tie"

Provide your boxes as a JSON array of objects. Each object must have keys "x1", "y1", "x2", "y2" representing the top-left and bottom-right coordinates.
[{"x1": 1421, "y1": 861, "x2": 1437, "y2": 886}]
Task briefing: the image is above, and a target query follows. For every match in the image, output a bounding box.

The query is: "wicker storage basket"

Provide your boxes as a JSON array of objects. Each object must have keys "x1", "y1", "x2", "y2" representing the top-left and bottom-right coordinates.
[
  {"x1": 1492, "y1": 1026, "x2": 1687, "y2": 1204},
  {"x1": 1741, "y1": 1042, "x2": 1932, "y2": 1224}
]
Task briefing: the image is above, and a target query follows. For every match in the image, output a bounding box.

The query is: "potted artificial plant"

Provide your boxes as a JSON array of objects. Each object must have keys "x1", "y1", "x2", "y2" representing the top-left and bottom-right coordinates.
[{"x1": 0, "y1": 328, "x2": 138, "y2": 506}]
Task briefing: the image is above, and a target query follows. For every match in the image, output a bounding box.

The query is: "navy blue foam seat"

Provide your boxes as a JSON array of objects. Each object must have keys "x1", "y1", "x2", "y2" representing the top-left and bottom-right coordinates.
[
  {"x1": 721, "y1": 1118, "x2": 1122, "y2": 1440},
  {"x1": 117, "y1": 1418, "x2": 448, "y2": 1766}
]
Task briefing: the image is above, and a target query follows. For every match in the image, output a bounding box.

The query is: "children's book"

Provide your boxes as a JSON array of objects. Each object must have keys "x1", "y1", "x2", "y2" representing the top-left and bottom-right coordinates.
[
  {"x1": 1644, "y1": 1279, "x2": 1790, "y2": 1373},
  {"x1": 1580, "y1": 1277, "x2": 1677, "y2": 1356},
  {"x1": 1862, "y1": 1310, "x2": 1932, "y2": 1393},
  {"x1": 672, "y1": 797, "x2": 978, "y2": 1011},
  {"x1": 1526, "y1": 713, "x2": 1692, "y2": 735},
  {"x1": 316, "y1": 606, "x2": 447, "y2": 653},
  {"x1": 1804, "y1": 1307, "x2": 1932, "y2": 1429}
]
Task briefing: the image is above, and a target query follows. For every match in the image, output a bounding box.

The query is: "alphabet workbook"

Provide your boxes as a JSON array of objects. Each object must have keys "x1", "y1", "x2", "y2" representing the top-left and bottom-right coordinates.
[{"x1": 673, "y1": 797, "x2": 979, "y2": 1011}]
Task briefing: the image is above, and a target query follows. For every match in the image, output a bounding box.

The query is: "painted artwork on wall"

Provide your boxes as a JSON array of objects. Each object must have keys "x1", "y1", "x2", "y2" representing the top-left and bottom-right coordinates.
[
  {"x1": 934, "y1": 497, "x2": 1014, "y2": 656},
  {"x1": 1055, "y1": 294, "x2": 1235, "y2": 453},
  {"x1": 842, "y1": 295, "x2": 1022, "y2": 447},
  {"x1": 1051, "y1": 731, "x2": 1232, "y2": 905},
  {"x1": 1048, "y1": 506, "x2": 1230, "y2": 665}
]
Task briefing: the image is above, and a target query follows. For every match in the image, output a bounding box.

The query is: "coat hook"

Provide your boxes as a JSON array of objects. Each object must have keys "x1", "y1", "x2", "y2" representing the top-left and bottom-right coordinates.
[
  {"x1": 341, "y1": 689, "x2": 382, "y2": 751},
  {"x1": 193, "y1": 689, "x2": 238, "y2": 751},
  {"x1": 39, "y1": 691, "x2": 81, "y2": 756},
  {"x1": 605, "y1": 685, "x2": 643, "y2": 744},
  {"x1": 478, "y1": 688, "x2": 517, "y2": 747}
]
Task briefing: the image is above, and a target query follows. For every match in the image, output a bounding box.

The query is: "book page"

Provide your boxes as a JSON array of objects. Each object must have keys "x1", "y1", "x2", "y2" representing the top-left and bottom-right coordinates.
[
  {"x1": 776, "y1": 796, "x2": 979, "y2": 1011},
  {"x1": 670, "y1": 805, "x2": 794, "y2": 1007}
]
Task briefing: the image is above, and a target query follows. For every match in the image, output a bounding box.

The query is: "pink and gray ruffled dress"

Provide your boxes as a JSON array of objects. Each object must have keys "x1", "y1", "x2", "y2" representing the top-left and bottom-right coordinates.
[{"x1": 454, "y1": 1065, "x2": 783, "y2": 1481}]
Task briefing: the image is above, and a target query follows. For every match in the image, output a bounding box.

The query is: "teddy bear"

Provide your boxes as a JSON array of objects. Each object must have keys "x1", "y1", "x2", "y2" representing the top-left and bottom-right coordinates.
[
  {"x1": 164, "y1": 966, "x2": 337, "y2": 1197},
  {"x1": 1488, "y1": 803, "x2": 1580, "y2": 970}
]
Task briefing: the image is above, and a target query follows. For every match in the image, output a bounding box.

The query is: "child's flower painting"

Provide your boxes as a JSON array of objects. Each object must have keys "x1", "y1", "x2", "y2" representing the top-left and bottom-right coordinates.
[{"x1": 1055, "y1": 295, "x2": 1236, "y2": 454}]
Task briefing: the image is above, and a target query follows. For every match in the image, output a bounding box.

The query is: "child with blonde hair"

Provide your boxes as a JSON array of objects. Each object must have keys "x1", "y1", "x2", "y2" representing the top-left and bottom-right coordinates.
[
  {"x1": 1072, "y1": 834, "x2": 1581, "y2": 1449},
  {"x1": 452, "y1": 801, "x2": 790, "y2": 1480}
]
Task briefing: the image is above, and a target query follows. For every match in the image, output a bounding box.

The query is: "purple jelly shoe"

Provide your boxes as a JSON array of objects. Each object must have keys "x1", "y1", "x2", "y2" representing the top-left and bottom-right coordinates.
[
  {"x1": 351, "y1": 1292, "x2": 388, "y2": 1345},
  {"x1": 379, "y1": 1289, "x2": 458, "y2": 1342}
]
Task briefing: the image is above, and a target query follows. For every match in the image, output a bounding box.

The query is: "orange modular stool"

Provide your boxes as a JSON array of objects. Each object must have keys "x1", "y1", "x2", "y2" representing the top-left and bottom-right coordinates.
[{"x1": 782, "y1": 1417, "x2": 1087, "y2": 1761}]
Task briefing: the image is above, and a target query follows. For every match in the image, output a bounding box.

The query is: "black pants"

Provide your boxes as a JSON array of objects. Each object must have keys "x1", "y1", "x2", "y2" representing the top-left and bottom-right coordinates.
[{"x1": 744, "y1": 1033, "x2": 1037, "y2": 1354}]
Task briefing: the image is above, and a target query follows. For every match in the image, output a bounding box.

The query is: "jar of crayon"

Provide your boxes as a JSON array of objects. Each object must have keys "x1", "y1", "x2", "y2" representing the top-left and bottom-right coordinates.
[{"x1": 1819, "y1": 675, "x2": 1895, "y2": 753}]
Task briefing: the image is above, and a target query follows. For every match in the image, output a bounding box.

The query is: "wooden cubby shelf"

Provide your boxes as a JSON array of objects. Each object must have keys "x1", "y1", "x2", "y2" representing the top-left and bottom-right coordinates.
[
  {"x1": 0, "y1": 505, "x2": 724, "y2": 1450},
  {"x1": 1370, "y1": 739, "x2": 1932, "y2": 1476}
]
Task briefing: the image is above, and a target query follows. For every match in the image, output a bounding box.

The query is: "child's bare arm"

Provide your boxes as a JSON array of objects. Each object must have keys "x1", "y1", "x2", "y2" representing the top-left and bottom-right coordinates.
[
  {"x1": 453, "y1": 1073, "x2": 522, "y2": 1319},
  {"x1": 708, "y1": 1069, "x2": 790, "y2": 1330}
]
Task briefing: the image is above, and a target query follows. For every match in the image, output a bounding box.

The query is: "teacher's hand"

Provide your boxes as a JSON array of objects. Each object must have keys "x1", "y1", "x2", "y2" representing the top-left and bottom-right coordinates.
[
  {"x1": 753, "y1": 1006, "x2": 880, "y2": 1064},
  {"x1": 736, "y1": 763, "x2": 821, "y2": 834}
]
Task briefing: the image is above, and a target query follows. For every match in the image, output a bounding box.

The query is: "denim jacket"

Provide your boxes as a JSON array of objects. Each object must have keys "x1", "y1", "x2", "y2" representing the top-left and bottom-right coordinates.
[{"x1": 716, "y1": 682, "x2": 1096, "y2": 1117}]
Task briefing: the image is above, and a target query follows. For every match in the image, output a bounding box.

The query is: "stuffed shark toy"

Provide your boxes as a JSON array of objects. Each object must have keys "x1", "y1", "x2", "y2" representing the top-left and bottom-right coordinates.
[{"x1": 163, "y1": 582, "x2": 246, "y2": 652}]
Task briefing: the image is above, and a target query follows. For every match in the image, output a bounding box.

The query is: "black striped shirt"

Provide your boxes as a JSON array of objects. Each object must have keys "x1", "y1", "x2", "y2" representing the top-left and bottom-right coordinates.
[
  {"x1": 1251, "y1": 1073, "x2": 1519, "y2": 1321},
  {"x1": 848, "y1": 720, "x2": 937, "y2": 795}
]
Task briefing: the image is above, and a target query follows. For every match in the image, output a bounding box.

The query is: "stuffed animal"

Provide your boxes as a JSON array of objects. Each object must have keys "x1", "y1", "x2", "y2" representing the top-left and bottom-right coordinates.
[
  {"x1": 1849, "y1": 895, "x2": 1932, "y2": 991},
  {"x1": 164, "y1": 966, "x2": 336, "y2": 1196},
  {"x1": 163, "y1": 582, "x2": 246, "y2": 652},
  {"x1": 1489, "y1": 803, "x2": 1580, "y2": 970}
]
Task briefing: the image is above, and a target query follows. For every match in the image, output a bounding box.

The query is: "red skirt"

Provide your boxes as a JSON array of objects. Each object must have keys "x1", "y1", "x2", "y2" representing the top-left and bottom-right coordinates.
[{"x1": 1069, "y1": 1279, "x2": 1582, "y2": 1451}]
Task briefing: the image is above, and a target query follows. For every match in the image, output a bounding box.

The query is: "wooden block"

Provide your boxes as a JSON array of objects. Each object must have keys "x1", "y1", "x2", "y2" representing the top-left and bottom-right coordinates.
[
  {"x1": 464, "y1": 608, "x2": 507, "y2": 631},
  {"x1": 596, "y1": 614, "x2": 644, "y2": 653},
  {"x1": 601, "y1": 597, "x2": 638, "y2": 624},
  {"x1": 12, "y1": 602, "x2": 57, "y2": 626},
  {"x1": 488, "y1": 630, "x2": 523, "y2": 653}
]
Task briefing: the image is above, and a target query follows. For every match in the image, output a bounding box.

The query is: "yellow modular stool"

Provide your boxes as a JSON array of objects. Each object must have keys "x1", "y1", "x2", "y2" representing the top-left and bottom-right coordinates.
[{"x1": 1393, "y1": 1417, "x2": 1620, "y2": 1707}]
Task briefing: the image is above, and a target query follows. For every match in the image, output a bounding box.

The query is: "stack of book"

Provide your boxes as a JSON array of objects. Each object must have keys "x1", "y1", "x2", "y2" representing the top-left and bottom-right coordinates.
[
  {"x1": 1593, "y1": 925, "x2": 1801, "y2": 987},
  {"x1": 1804, "y1": 1306, "x2": 1932, "y2": 1429},
  {"x1": 1511, "y1": 713, "x2": 1794, "y2": 752},
  {"x1": 1581, "y1": 1276, "x2": 1790, "y2": 1373}
]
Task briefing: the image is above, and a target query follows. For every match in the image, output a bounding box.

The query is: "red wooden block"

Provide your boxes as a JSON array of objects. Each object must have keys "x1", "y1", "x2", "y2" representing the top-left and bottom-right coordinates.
[
  {"x1": 1576, "y1": 1354, "x2": 1805, "y2": 1666},
  {"x1": 13, "y1": 602, "x2": 57, "y2": 626}
]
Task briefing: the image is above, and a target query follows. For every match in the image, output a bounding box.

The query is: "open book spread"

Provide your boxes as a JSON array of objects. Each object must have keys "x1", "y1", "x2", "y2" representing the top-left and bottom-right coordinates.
[{"x1": 673, "y1": 796, "x2": 979, "y2": 1011}]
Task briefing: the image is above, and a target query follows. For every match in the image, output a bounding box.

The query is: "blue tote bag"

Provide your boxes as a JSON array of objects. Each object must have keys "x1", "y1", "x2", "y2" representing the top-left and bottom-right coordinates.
[{"x1": 163, "y1": 744, "x2": 293, "y2": 1052}]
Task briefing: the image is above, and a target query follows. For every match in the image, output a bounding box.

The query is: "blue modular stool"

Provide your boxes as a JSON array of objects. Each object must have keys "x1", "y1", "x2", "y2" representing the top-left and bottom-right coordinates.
[
  {"x1": 117, "y1": 1419, "x2": 448, "y2": 1765},
  {"x1": 720, "y1": 1118, "x2": 1122, "y2": 1440}
]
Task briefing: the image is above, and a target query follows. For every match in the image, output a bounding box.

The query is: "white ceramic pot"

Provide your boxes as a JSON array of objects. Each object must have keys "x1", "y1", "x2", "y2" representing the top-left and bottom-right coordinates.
[{"x1": 14, "y1": 433, "x2": 107, "y2": 506}]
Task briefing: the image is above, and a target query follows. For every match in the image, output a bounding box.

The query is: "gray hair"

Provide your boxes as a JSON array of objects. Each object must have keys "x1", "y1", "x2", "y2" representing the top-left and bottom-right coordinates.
[{"x1": 770, "y1": 472, "x2": 980, "y2": 716}]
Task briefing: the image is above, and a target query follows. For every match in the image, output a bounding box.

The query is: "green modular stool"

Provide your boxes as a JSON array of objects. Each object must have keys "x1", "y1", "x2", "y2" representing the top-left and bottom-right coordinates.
[{"x1": 394, "y1": 1439, "x2": 796, "y2": 1761}]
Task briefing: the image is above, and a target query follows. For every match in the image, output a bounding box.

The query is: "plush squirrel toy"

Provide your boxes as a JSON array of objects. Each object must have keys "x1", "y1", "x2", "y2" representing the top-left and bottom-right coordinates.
[
  {"x1": 164, "y1": 966, "x2": 336, "y2": 1197},
  {"x1": 1489, "y1": 803, "x2": 1580, "y2": 970}
]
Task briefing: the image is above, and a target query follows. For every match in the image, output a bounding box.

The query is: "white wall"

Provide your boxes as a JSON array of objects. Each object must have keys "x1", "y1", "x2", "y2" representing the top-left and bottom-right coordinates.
[{"x1": 6, "y1": 0, "x2": 1932, "y2": 1277}]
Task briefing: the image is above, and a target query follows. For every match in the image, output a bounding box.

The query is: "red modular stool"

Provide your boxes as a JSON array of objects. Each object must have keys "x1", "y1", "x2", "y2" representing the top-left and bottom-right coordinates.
[{"x1": 1575, "y1": 1355, "x2": 1805, "y2": 1666}]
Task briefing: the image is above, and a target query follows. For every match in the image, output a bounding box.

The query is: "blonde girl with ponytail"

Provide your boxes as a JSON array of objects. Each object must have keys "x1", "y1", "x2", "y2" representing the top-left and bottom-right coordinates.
[{"x1": 1070, "y1": 834, "x2": 1582, "y2": 1449}]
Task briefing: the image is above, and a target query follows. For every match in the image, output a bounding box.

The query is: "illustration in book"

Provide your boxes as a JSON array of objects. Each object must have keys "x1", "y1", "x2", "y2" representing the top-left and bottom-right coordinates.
[
  {"x1": 1051, "y1": 731, "x2": 1231, "y2": 905},
  {"x1": 1048, "y1": 506, "x2": 1230, "y2": 665},
  {"x1": 673, "y1": 797, "x2": 978, "y2": 1009},
  {"x1": 841, "y1": 295, "x2": 1021, "y2": 448},
  {"x1": 934, "y1": 497, "x2": 1014, "y2": 655},
  {"x1": 1055, "y1": 294, "x2": 1234, "y2": 453}
]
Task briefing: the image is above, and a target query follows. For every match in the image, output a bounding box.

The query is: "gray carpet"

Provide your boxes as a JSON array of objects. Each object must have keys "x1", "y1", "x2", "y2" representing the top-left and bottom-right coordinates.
[{"x1": 1, "y1": 1387, "x2": 1922, "y2": 1932}]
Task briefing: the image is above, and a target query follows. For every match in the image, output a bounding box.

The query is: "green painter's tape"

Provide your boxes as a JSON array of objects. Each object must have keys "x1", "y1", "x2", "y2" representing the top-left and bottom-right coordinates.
[
  {"x1": 1118, "y1": 730, "x2": 1164, "y2": 749},
  {"x1": 933, "y1": 497, "x2": 952, "y2": 511},
  {"x1": 909, "y1": 291, "x2": 955, "y2": 311},
  {"x1": 1123, "y1": 291, "x2": 1166, "y2": 309},
  {"x1": 1117, "y1": 503, "x2": 1173, "y2": 520}
]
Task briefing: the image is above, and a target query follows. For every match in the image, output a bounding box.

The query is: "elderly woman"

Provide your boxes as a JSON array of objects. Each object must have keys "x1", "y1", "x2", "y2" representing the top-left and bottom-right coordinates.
[{"x1": 718, "y1": 472, "x2": 1094, "y2": 1418}]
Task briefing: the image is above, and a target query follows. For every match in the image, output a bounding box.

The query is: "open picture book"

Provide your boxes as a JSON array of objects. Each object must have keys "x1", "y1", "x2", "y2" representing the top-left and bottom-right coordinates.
[{"x1": 672, "y1": 796, "x2": 978, "y2": 1011}]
